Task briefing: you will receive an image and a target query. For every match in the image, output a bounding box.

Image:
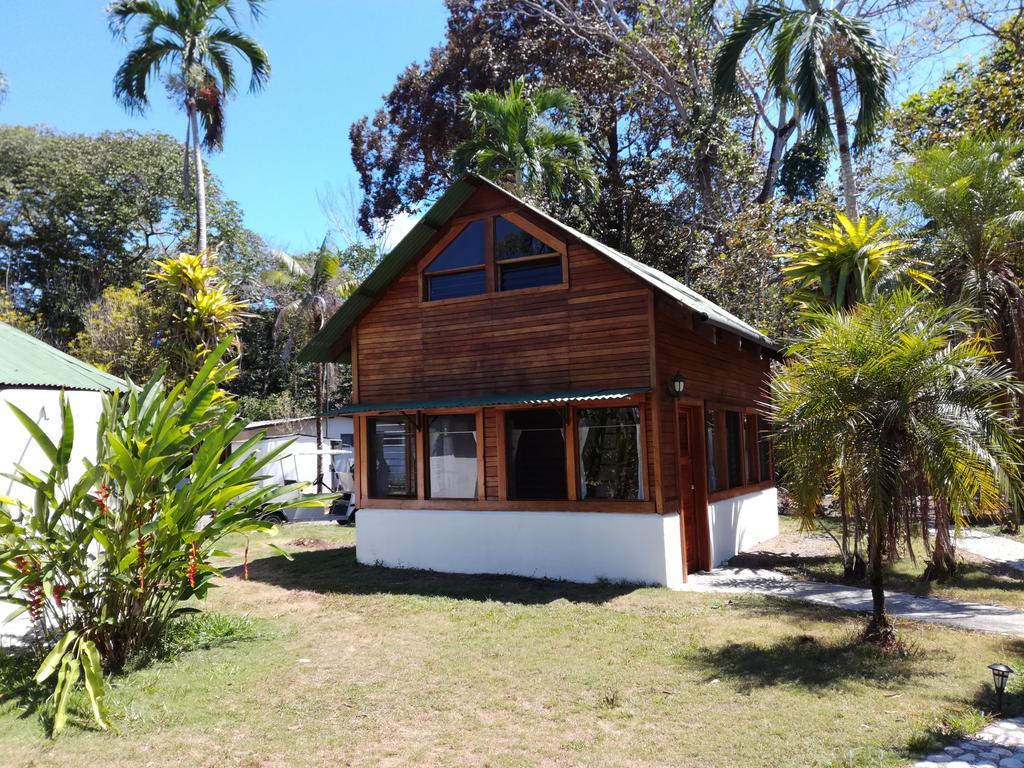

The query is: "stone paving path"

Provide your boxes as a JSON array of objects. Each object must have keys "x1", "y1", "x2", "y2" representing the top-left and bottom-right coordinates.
[
  {"x1": 682, "y1": 568, "x2": 1024, "y2": 636},
  {"x1": 955, "y1": 530, "x2": 1024, "y2": 574},
  {"x1": 913, "y1": 717, "x2": 1024, "y2": 767}
]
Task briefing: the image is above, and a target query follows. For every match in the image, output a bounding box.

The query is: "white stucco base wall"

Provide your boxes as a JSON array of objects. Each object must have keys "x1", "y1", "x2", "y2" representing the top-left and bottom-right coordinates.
[
  {"x1": 357, "y1": 508, "x2": 685, "y2": 588},
  {"x1": 707, "y1": 487, "x2": 779, "y2": 566},
  {"x1": 1, "y1": 388, "x2": 104, "y2": 506}
]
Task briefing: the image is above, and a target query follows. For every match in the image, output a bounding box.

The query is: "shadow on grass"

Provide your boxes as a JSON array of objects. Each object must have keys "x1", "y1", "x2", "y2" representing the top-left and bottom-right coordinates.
[
  {"x1": 0, "y1": 649, "x2": 49, "y2": 721},
  {"x1": 680, "y1": 632, "x2": 924, "y2": 691},
  {"x1": 232, "y1": 543, "x2": 642, "y2": 606}
]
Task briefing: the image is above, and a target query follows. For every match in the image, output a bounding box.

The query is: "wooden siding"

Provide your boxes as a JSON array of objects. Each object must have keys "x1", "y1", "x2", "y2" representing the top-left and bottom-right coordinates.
[
  {"x1": 355, "y1": 245, "x2": 651, "y2": 401},
  {"x1": 351, "y1": 187, "x2": 654, "y2": 504},
  {"x1": 346, "y1": 183, "x2": 773, "y2": 555},
  {"x1": 653, "y1": 293, "x2": 773, "y2": 551}
]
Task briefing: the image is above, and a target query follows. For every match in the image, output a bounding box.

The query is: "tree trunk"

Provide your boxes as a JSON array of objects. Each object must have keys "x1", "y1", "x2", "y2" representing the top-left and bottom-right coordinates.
[
  {"x1": 182, "y1": 122, "x2": 191, "y2": 201},
  {"x1": 863, "y1": 504, "x2": 899, "y2": 648},
  {"x1": 188, "y1": 99, "x2": 208, "y2": 253},
  {"x1": 315, "y1": 361, "x2": 325, "y2": 493},
  {"x1": 865, "y1": 512, "x2": 890, "y2": 635},
  {"x1": 756, "y1": 114, "x2": 798, "y2": 204},
  {"x1": 924, "y1": 498, "x2": 958, "y2": 581},
  {"x1": 825, "y1": 63, "x2": 859, "y2": 220}
]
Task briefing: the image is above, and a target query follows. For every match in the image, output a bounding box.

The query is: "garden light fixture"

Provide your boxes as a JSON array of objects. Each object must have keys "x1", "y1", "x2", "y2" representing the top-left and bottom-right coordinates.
[{"x1": 989, "y1": 662, "x2": 1013, "y2": 712}]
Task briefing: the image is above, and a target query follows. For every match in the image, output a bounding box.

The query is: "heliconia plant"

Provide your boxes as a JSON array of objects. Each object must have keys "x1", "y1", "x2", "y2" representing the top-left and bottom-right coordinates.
[{"x1": 0, "y1": 339, "x2": 332, "y2": 735}]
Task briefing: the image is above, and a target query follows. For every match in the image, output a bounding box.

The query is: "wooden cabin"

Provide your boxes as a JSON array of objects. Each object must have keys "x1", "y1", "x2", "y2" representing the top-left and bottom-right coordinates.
[{"x1": 300, "y1": 175, "x2": 779, "y2": 587}]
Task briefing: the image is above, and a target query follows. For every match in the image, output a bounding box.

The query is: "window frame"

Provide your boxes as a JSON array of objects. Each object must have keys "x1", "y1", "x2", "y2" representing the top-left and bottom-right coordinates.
[
  {"x1": 418, "y1": 210, "x2": 568, "y2": 305},
  {"x1": 365, "y1": 416, "x2": 419, "y2": 500},
  {"x1": 705, "y1": 402, "x2": 774, "y2": 503},
  {"x1": 575, "y1": 404, "x2": 645, "y2": 502},
  {"x1": 355, "y1": 396, "x2": 650, "y2": 511},
  {"x1": 424, "y1": 411, "x2": 484, "y2": 501}
]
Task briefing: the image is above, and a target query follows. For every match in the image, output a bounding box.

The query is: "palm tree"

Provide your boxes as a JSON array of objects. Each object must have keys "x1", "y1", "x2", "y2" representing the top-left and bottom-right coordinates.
[
  {"x1": 109, "y1": 0, "x2": 270, "y2": 253},
  {"x1": 899, "y1": 134, "x2": 1024, "y2": 382},
  {"x1": 265, "y1": 238, "x2": 357, "y2": 492},
  {"x1": 780, "y1": 213, "x2": 931, "y2": 310},
  {"x1": 713, "y1": 0, "x2": 893, "y2": 218},
  {"x1": 453, "y1": 77, "x2": 598, "y2": 201},
  {"x1": 772, "y1": 290, "x2": 1024, "y2": 642}
]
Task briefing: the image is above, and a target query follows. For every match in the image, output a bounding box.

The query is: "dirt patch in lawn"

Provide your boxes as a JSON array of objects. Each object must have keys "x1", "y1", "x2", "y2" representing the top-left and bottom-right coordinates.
[{"x1": 290, "y1": 537, "x2": 335, "y2": 549}]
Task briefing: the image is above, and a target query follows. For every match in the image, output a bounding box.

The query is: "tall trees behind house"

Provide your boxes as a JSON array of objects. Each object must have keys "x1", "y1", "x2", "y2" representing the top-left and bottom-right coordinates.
[
  {"x1": 779, "y1": 214, "x2": 929, "y2": 311},
  {"x1": 349, "y1": 0, "x2": 754, "y2": 288},
  {"x1": 713, "y1": 0, "x2": 893, "y2": 219},
  {"x1": 453, "y1": 78, "x2": 598, "y2": 202},
  {"x1": 899, "y1": 135, "x2": 1024, "y2": 382},
  {"x1": 109, "y1": 0, "x2": 270, "y2": 252},
  {"x1": 264, "y1": 240, "x2": 357, "y2": 490},
  {"x1": 0, "y1": 126, "x2": 266, "y2": 342}
]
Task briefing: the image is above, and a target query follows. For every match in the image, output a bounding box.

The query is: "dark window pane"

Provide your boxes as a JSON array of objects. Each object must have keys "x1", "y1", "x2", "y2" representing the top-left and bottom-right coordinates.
[
  {"x1": 705, "y1": 409, "x2": 718, "y2": 492},
  {"x1": 577, "y1": 407, "x2": 642, "y2": 500},
  {"x1": 495, "y1": 216, "x2": 553, "y2": 261},
  {"x1": 726, "y1": 411, "x2": 742, "y2": 488},
  {"x1": 758, "y1": 416, "x2": 772, "y2": 483},
  {"x1": 427, "y1": 269, "x2": 486, "y2": 300},
  {"x1": 428, "y1": 414, "x2": 477, "y2": 499},
  {"x1": 499, "y1": 256, "x2": 562, "y2": 291},
  {"x1": 744, "y1": 414, "x2": 758, "y2": 485},
  {"x1": 424, "y1": 220, "x2": 485, "y2": 273},
  {"x1": 368, "y1": 418, "x2": 416, "y2": 497},
  {"x1": 506, "y1": 409, "x2": 567, "y2": 499}
]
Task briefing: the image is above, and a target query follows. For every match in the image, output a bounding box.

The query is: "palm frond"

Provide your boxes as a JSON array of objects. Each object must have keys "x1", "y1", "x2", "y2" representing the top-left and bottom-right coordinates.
[
  {"x1": 713, "y1": 4, "x2": 786, "y2": 101},
  {"x1": 112, "y1": 38, "x2": 182, "y2": 112}
]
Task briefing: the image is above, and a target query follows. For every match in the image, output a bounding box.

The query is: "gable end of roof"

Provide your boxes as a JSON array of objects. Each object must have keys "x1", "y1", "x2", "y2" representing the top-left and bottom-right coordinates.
[{"x1": 299, "y1": 175, "x2": 778, "y2": 363}]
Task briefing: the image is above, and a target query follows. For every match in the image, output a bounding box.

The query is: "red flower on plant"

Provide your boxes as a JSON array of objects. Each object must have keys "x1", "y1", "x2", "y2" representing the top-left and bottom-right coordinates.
[
  {"x1": 93, "y1": 484, "x2": 111, "y2": 515},
  {"x1": 187, "y1": 542, "x2": 198, "y2": 589}
]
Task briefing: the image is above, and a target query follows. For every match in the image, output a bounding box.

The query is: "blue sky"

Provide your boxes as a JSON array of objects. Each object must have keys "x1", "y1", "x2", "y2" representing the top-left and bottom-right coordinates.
[{"x1": 0, "y1": 0, "x2": 448, "y2": 254}]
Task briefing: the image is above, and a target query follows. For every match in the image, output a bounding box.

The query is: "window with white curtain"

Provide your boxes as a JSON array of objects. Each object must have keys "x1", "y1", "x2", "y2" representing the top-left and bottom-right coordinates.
[
  {"x1": 427, "y1": 414, "x2": 478, "y2": 499},
  {"x1": 577, "y1": 407, "x2": 642, "y2": 500}
]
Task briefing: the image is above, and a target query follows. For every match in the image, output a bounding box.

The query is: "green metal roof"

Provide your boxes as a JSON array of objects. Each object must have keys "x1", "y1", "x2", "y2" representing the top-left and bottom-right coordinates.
[
  {"x1": 299, "y1": 174, "x2": 778, "y2": 364},
  {"x1": 0, "y1": 322, "x2": 125, "y2": 391},
  {"x1": 329, "y1": 387, "x2": 650, "y2": 415}
]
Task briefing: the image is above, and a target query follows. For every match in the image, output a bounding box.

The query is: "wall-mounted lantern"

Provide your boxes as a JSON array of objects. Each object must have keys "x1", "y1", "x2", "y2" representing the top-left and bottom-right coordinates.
[{"x1": 671, "y1": 372, "x2": 685, "y2": 399}]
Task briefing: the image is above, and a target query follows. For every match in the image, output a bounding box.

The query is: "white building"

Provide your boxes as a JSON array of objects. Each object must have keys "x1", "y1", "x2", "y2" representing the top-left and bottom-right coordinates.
[{"x1": 0, "y1": 322, "x2": 123, "y2": 507}]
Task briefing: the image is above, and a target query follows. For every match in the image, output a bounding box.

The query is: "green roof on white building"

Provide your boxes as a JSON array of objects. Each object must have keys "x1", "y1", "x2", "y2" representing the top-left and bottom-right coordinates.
[{"x1": 0, "y1": 322, "x2": 124, "y2": 391}]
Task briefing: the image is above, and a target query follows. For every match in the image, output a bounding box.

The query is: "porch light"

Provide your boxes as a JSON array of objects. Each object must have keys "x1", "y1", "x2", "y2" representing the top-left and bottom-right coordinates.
[
  {"x1": 989, "y1": 663, "x2": 1013, "y2": 712},
  {"x1": 671, "y1": 372, "x2": 685, "y2": 398}
]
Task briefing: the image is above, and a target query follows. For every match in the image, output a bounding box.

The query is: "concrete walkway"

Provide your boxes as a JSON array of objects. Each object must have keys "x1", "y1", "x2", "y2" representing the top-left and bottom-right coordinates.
[
  {"x1": 912, "y1": 716, "x2": 1024, "y2": 767},
  {"x1": 682, "y1": 568, "x2": 1024, "y2": 636},
  {"x1": 955, "y1": 530, "x2": 1024, "y2": 574}
]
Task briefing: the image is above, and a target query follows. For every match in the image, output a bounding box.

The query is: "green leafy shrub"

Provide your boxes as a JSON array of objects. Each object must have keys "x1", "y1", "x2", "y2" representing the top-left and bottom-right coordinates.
[{"x1": 0, "y1": 340, "x2": 328, "y2": 734}]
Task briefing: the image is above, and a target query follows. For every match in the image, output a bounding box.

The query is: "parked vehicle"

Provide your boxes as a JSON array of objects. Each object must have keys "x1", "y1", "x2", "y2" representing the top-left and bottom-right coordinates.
[
  {"x1": 257, "y1": 447, "x2": 356, "y2": 525},
  {"x1": 230, "y1": 416, "x2": 357, "y2": 525}
]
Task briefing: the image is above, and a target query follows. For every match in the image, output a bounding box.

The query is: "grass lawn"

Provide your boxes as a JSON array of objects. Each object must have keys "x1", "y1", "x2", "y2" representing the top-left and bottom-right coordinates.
[
  {"x1": 753, "y1": 515, "x2": 1024, "y2": 612},
  {"x1": 4, "y1": 524, "x2": 1024, "y2": 768}
]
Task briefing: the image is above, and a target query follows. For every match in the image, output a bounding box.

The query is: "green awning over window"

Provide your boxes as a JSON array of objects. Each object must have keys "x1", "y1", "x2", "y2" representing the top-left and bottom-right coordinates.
[{"x1": 329, "y1": 387, "x2": 650, "y2": 415}]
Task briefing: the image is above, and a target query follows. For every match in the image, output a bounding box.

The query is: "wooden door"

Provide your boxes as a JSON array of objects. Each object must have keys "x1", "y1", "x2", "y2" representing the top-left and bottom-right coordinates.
[{"x1": 677, "y1": 405, "x2": 703, "y2": 574}]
